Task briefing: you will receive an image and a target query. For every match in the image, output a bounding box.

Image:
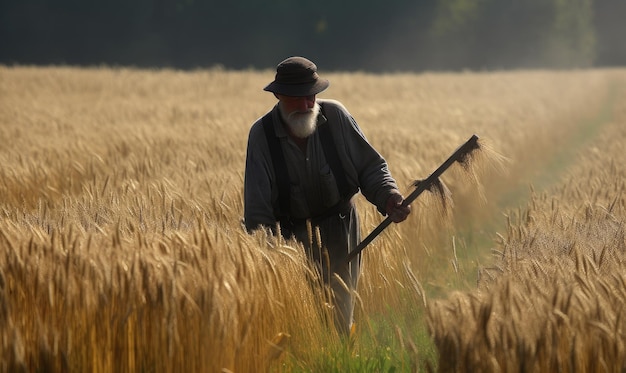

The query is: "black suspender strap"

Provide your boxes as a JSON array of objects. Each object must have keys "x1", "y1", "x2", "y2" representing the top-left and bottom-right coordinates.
[
  {"x1": 318, "y1": 104, "x2": 351, "y2": 198},
  {"x1": 262, "y1": 113, "x2": 291, "y2": 216}
]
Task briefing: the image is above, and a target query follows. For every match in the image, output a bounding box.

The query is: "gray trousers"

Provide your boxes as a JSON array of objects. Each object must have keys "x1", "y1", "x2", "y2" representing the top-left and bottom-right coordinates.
[{"x1": 289, "y1": 200, "x2": 361, "y2": 336}]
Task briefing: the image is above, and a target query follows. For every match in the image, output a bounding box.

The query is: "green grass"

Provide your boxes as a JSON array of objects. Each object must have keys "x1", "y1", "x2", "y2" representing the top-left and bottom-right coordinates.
[{"x1": 278, "y1": 292, "x2": 437, "y2": 372}]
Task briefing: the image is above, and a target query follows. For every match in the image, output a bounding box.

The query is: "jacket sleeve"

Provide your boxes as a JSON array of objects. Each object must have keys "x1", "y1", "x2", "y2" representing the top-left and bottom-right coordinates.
[
  {"x1": 322, "y1": 100, "x2": 399, "y2": 215},
  {"x1": 243, "y1": 119, "x2": 277, "y2": 232}
]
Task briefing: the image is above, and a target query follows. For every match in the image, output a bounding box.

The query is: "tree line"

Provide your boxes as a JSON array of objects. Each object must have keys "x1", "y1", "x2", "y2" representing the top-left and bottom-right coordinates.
[{"x1": 0, "y1": 0, "x2": 624, "y2": 72}]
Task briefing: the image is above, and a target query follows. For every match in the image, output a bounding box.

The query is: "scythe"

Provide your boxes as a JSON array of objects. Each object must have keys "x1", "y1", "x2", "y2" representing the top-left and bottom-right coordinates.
[{"x1": 336, "y1": 134, "x2": 481, "y2": 269}]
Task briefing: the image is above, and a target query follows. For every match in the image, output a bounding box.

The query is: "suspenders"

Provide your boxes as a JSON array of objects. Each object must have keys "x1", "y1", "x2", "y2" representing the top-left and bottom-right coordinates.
[
  {"x1": 261, "y1": 113, "x2": 291, "y2": 216},
  {"x1": 261, "y1": 103, "x2": 353, "y2": 221}
]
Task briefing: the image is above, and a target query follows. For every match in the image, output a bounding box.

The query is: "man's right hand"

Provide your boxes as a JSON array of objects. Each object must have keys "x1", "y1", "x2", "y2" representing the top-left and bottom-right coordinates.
[{"x1": 385, "y1": 192, "x2": 411, "y2": 223}]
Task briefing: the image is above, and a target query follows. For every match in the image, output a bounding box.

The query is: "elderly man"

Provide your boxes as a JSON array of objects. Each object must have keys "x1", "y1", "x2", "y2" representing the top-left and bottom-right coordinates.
[{"x1": 244, "y1": 56, "x2": 410, "y2": 335}]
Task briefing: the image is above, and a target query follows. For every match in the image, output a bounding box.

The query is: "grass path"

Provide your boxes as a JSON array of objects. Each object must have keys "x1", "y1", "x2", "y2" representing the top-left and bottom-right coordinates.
[{"x1": 450, "y1": 78, "x2": 621, "y2": 291}]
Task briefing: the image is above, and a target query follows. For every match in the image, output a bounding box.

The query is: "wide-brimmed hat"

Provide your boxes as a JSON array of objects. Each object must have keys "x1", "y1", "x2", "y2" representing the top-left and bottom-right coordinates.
[{"x1": 263, "y1": 56, "x2": 330, "y2": 96}]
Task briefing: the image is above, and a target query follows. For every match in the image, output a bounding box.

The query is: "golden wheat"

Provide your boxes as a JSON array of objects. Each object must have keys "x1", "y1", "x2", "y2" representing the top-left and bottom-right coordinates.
[
  {"x1": 1, "y1": 65, "x2": 625, "y2": 371},
  {"x1": 427, "y1": 76, "x2": 626, "y2": 372}
]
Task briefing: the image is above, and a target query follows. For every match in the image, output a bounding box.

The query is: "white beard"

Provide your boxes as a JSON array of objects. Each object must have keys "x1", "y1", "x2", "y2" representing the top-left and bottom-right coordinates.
[{"x1": 280, "y1": 103, "x2": 320, "y2": 139}]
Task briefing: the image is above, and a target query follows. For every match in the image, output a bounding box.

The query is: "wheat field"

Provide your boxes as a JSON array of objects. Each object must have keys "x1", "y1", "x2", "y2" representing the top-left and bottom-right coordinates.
[
  {"x1": 427, "y1": 73, "x2": 626, "y2": 372},
  {"x1": 0, "y1": 65, "x2": 625, "y2": 372}
]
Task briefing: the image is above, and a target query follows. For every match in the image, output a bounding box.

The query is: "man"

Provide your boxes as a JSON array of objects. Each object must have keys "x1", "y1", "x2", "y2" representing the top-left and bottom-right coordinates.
[{"x1": 244, "y1": 56, "x2": 411, "y2": 335}]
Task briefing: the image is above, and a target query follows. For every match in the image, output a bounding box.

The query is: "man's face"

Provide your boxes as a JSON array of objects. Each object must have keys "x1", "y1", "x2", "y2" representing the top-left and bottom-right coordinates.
[
  {"x1": 276, "y1": 94, "x2": 319, "y2": 139},
  {"x1": 276, "y1": 94, "x2": 316, "y2": 114}
]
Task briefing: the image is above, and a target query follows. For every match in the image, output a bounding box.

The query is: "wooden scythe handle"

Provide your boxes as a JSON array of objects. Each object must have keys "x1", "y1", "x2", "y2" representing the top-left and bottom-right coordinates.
[{"x1": 337, "y1": 134, "x2": 480, "y2": 269}]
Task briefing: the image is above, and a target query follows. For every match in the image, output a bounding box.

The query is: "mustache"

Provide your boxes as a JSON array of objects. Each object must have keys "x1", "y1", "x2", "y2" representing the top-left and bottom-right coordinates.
[
  {"x1": 287, "y1": 107, "x2": 314, "y2": 116},
  {"x1": 287, "y1": 111, "x2": 313, "y2": 121}
]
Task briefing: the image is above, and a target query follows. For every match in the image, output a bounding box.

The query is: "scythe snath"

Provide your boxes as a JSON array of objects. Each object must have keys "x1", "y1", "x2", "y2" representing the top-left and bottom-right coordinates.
[{"x1": 337, "y1": 134, "x2": 482, "y2": 270}]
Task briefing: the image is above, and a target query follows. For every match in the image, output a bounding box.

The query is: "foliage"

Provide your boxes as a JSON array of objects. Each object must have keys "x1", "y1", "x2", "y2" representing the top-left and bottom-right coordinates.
[{"x1": 0, "y1": 0, "x2": 622, "y2": 70}]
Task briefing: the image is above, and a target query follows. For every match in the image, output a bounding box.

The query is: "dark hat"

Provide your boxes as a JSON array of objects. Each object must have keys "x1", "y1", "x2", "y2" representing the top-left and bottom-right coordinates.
[{"x1": 263, "y1": 56, "x2": 330, "y2": 96}]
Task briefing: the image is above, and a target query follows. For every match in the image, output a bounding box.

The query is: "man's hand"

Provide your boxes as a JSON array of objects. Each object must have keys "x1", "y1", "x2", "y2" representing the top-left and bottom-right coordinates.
[{"x1": 385, "y1": 192, "x2": 411, "y2": 223}]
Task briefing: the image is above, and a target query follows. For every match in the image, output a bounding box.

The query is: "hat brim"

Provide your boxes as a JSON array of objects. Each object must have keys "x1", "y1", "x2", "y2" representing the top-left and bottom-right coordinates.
[{"x1": 263, "y1": 79, "x2": 329, "y2": 96}]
